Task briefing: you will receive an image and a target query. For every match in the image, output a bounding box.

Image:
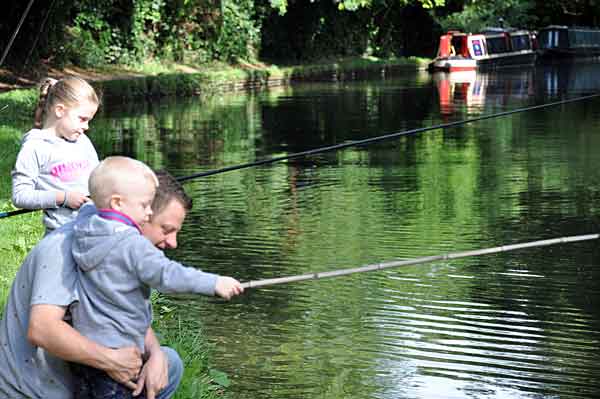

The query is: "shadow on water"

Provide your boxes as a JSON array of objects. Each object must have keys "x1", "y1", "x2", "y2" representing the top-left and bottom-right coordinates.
[{"x1": 91, "y1": 61, "x2": 600, "y2": 398}]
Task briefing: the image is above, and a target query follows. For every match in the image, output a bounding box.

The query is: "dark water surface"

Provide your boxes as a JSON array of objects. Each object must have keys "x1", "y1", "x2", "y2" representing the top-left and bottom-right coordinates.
[{"x1": 94, "y1": 62, "x2": 600, "y2": 398}]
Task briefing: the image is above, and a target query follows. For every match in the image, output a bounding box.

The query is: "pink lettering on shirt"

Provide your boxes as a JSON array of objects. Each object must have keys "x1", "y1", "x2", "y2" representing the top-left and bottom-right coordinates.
[{"x1": 51, "y1": 160, "x2": 92, "y2": 182}]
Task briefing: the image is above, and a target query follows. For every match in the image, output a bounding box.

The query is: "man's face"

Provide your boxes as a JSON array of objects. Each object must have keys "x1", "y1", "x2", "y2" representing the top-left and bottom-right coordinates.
[{"x1": 141, "y1": 199, "x2": 187, "y2": 249}]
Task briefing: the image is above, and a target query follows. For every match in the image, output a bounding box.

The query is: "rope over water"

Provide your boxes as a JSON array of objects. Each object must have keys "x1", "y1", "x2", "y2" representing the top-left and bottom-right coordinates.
[
  {"x1": 240, "y1": 233, "x2": 599, "y2": 289},
  {"x1": 3, "y1": 93, "x2": 600, "y2": 219}
]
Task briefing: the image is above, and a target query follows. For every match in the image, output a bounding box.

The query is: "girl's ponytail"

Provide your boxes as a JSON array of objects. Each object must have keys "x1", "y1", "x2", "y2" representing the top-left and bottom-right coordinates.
[{"x1": 33, "y1": 78, "x2": 58, "y2": 129}]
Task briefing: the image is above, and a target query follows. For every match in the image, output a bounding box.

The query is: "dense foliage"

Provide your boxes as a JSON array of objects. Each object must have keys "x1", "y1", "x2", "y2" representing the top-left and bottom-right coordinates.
[{"x1": 1, "y1": 0, "x2": 599, "y2": 69}]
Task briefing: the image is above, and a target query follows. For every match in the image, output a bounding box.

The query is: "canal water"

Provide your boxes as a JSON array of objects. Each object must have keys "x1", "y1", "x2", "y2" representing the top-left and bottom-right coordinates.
[{"x1": 94, "y1": 61, "x2": 600, "y2": 398}]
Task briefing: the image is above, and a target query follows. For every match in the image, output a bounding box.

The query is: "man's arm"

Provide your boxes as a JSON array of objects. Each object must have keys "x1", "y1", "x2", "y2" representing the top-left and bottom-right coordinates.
[
  {"x1": 28, "y1": 304, "x2": 142, "y2": 388},
  {"x1": 133, "y1": 327, "x2": 169, "y2": 398}
]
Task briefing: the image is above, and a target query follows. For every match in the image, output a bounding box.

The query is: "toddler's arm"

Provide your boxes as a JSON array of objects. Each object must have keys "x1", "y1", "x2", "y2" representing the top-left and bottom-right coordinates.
[{"x1": 133, "y1": 238, "x2": 243, "y2": 298}]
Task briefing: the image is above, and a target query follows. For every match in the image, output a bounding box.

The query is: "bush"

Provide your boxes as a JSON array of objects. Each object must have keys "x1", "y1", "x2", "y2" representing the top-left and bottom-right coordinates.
[{"x1": 63, "y1": 27, "x2": 107, "y2": 68}]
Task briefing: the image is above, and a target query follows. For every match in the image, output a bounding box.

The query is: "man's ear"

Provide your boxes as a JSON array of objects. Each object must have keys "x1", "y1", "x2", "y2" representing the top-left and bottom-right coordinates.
[{"x1": 108, "y1": 195, "x2": 123, "y2": 211}]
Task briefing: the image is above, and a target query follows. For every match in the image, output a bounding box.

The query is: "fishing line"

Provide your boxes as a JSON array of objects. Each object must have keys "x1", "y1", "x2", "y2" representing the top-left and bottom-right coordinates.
[
  {"x1": 241, "y1": 233, "x2": 599, "y2": 288},
  {"x1": 178, "y1": 93, "x2": 600, "y2": 181},
  {"x1": 3, "y1": 92, "x2": 600, "y2": 219},
  {"x1": 0, "y1": 0, "x2": 36, "y2": 67},
  {"x1": 23, "y1": 0, "x2": 57, "y2": 69}
]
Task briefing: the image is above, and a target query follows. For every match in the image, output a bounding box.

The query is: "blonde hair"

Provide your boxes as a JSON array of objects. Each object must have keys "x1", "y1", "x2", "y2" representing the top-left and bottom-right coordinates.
[
  {"x1": 34, "y1": 76, "x2": 100, "y2": 129},
  {"x1": 89, "y1": 156, "x2": 159, "y2": 209}
]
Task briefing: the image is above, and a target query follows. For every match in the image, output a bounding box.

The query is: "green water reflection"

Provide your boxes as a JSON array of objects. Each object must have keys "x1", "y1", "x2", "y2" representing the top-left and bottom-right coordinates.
[{"x1": 92, "y1": 63, "x2": 600, "y2": 398}]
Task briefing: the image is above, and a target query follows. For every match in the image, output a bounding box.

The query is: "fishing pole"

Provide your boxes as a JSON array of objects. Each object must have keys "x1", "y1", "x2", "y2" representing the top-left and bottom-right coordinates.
[
  {"x1": 3, "y1": 92, "x2": 600, "y2": 219},
  {"x1": 0, "y1": 208, "x2": 32, "y2": 218},
  {"x1": 240, "y1": 233, "x2": 599, "y2": 289}
]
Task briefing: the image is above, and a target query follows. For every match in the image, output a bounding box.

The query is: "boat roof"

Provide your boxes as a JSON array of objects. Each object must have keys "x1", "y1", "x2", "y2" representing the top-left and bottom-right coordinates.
[{"x1": 539, "y1": 25, "x2": 568, "y2": 31}]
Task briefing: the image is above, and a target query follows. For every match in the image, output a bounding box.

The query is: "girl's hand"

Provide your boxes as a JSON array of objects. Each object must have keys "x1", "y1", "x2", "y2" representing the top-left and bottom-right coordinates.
[
  {"x1": 58, "y1": 191, "x2": 90, "y2": 209},
  {"x1": 66, "y1": 191, "x2": 90, "y2": 209}
]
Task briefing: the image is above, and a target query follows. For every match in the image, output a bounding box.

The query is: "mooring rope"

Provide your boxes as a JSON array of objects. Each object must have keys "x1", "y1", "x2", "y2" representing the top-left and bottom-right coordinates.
[
  {"x1": 240, "y1": 233, "x2": 599, "y2": 289},
  {"x1": 3, "y1": 92, "x2": 600, "y2": 219}
]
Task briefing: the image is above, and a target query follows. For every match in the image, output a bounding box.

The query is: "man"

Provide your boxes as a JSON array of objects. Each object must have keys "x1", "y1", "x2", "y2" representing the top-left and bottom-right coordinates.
[{"x1": 0, "y1": 170, "x2": 225, "y2": 398}]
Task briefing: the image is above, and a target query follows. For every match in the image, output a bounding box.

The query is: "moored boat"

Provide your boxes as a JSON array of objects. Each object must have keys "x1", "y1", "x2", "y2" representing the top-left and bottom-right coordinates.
[
  {"x1": 538, "y1": 25, "x2": 600, "y2": 58},
  {"x1": 429, "y1": 28, "x2": 537, "y2": 72}
]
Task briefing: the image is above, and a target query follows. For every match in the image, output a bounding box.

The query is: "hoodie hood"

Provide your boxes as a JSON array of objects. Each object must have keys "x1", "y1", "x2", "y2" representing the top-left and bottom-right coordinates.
[{"x1": 72, "y1": 213, "x2": 139, "y2": 271}]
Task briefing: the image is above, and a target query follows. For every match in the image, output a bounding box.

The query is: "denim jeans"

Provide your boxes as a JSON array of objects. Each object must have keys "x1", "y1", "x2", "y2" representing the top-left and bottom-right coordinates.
[{"x1": 74, "y1": 346, "x2": 183, "y2": 399}]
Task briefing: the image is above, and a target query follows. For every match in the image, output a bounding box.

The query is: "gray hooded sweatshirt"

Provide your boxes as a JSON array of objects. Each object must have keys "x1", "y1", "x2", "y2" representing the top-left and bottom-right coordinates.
[
  {"x1": 12, "y1": 128, "x2": 99, "y2": 231},
  {"x1": 71, "y1": 213, "x2": 218, "y2": 352}
]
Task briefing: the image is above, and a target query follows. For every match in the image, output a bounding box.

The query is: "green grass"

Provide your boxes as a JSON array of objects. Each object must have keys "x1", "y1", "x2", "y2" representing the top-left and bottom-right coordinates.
[
  {"x1": 0, "y1": 206, "x2": 44, "y2": 310},
  {"x1": 0, "y1": 123, "x2": 43, "y2": 310},
  {"x1": 0, "y1": 88, "x2": 38, "y2": 126},
  {"x1": 153, "y1": 293, "x2": 231, "y2": 399}
]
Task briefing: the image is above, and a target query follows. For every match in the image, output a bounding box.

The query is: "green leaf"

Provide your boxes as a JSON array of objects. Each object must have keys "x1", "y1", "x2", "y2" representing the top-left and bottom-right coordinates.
[{"x1": 209, "y1": 369, "x2": 230, "y2": 387}]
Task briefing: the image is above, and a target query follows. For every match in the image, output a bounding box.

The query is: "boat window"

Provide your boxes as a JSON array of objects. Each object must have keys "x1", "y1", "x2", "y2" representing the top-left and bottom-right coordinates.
[
  {"x1": 486, "y1": 36, "x2": 508, "y2": 54},
  {"x1": 539, "y1": 28, "x2": 569, "y2": 49},
  {"x1": 569, "y1": 29, "x2": 600, "y2": 48},
  {"x1": 451, "y1": 36, "x2": 464, "y2": 55},
  {"x1": 511, "y1": 35, "x2": 531, "y2": 51},
  {"x1": 539, "y1": 29, "x2": 557, "y2": 49}
]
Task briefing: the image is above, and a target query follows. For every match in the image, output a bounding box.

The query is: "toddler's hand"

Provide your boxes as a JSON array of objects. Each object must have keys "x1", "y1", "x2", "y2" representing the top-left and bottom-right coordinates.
[{"x1": 215, "y1": 276, "x2": 244, "y2": 300}]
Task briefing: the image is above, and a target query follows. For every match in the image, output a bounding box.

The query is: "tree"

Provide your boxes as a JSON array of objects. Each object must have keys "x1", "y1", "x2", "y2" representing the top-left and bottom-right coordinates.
[
  {"x1": 267, "y1": 0, "x2": 445, "y2": 15},
  {"x1": 437, "y1": 0, "x2": 537, "y2": 33}
]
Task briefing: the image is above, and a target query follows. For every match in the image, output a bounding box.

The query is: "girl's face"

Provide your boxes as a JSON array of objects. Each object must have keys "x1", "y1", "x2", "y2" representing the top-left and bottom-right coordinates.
[{"x1": 53, "y1": 101, "x2": 98, "y2": 142}]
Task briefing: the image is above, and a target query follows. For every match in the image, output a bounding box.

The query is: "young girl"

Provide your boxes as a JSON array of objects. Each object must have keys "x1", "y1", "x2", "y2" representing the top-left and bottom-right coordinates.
[{"x1": 11, "y1": 76, "x2": 100, "y2": 234}]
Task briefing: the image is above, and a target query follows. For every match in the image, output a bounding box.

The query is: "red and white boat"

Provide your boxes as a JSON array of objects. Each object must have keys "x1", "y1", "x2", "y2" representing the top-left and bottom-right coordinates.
[{"x1": 429, "y1": 29, "x2": 537, "y2": 72}]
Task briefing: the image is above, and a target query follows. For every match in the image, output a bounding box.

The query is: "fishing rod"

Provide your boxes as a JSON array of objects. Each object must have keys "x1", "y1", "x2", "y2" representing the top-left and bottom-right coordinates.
[
  {"x1": 3, "y1": 92, "x2": 600, "y2": 219},
  {"x1": 0, "y1": 208, "x2": 32, "y2": 218},
  {"x1": 240, "y1": 233, "x2": 599, "y2": 289}
]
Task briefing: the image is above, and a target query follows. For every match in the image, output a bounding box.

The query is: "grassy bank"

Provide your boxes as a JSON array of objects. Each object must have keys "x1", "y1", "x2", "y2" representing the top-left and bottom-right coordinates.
[{"x1": 0, "y1": 56, "x2": 428, "y2": 120}]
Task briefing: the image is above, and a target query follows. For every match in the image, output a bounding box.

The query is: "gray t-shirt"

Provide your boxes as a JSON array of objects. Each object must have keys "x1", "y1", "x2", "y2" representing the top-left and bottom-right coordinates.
[{"x1": 0, "y1": 204, "x2": 96, "y2": 398}]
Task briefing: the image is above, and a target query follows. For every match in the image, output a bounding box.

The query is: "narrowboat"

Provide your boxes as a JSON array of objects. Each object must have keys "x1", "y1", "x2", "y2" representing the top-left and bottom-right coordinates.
[
  {"x1": 538, "y1": 26, "x2": 600, "y2": 58},
  {"x1": 429, "y1": 29, "x2": 537, "y2": 72}
]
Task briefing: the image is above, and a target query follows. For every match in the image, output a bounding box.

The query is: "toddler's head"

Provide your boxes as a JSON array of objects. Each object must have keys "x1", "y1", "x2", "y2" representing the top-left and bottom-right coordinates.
[{"x1": 89, "y1": 156, "x2": 159, "y2": 226}]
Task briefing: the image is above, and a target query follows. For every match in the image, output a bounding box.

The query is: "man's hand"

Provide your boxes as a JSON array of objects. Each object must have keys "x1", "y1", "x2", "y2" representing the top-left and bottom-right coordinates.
[
  {"x1": 132, "y1": 349, "x2": 168, "y2": 398},
  {"x1": 105, "y1": 346, "x2": 143, "y2": 390},
  {"x1": 215, "y1": 276, "x2": 244, "y2": 300},
  {"x1": 28, "y1": 305, "x2": 143, "y2": 390}
]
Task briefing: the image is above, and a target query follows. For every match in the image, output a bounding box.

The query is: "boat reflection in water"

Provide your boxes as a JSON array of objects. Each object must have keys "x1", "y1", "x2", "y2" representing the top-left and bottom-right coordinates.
[
  {"x1": 537, "y1": 60, "x2": 600, "y2": 97},
  {"x1": 434, "y1": 69, "x2": 536, "y2": 116}
]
